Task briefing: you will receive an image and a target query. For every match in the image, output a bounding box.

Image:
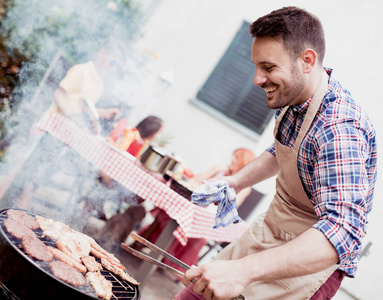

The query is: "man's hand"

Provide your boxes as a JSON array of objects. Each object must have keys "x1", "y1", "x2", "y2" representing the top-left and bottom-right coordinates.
[
  {"x1": 182, "y1": 261, "x2": 248, "y2": 300},
  {"x1": 181, "y1": 228, "x2": 339, "y2": 299},
  {"x1": 204, "y1": 175, "x2": 240, "y2": 194}
]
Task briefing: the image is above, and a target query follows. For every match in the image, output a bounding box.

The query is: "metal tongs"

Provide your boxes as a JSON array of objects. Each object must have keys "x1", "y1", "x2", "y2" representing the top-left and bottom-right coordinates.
[{"x1": 121, "y1": 232, "x2": 245, "y2": 300}]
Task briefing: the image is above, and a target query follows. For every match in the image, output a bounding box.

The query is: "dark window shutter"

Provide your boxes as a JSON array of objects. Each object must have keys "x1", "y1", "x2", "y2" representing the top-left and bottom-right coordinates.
[{"x1": 196, "y1": 21, "x2": 274, "y2": 135}]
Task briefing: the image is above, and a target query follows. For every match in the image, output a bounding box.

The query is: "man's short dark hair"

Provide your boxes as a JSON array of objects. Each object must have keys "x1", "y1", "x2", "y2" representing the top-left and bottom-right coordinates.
[{"x1": 249, "y1": 6, "x2": 325, "y2": 65}]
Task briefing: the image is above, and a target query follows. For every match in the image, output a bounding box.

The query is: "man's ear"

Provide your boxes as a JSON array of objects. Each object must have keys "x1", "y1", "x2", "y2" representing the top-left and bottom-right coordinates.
[{"x1": 301, "y1": 49, "x2": 317, "y2": 74}]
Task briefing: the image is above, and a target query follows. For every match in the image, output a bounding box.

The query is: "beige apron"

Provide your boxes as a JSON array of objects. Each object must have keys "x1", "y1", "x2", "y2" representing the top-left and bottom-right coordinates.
[{"x1": 215, "y1": 71, "x2": 337, "y2": 300}]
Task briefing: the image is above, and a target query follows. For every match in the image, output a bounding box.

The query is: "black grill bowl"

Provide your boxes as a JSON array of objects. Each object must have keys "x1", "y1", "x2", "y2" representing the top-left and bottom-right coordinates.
[{"x1": 0, "y1": 208, "x2": 140, "y2": 300}]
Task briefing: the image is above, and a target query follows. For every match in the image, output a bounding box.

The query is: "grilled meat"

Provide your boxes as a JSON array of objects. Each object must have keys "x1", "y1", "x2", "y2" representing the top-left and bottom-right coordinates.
[
  {"x1": 35, "y1": 215, "x2": 72, "y2": 240},
  {"x1": 86, "y1": 271, "x2": 113, "y2": 300},
  {"x1": 32, "y1": 214, "x2": 140, "y2": 295},
  {"x1": 57, "y1": 231, "x2": 91, "y2": 258},
  {"x1": 6, "y1": 209, "x2": 40, "y2": 230},
  {"x1": 56, "y1": 240, "x2": 82, "y2": 263},
  {"x1": 49, "y1": 260, "x2": 86, "y2": 287},
  {"x1": 4, "y1": 218, "x2": 35, "y2": 240},
  {"x1": 37, "y1": 216, "x2": 93, "y2": 259},
  {"x1": 22, "y1": 234, "x2": 54, "y2": 262},
  {"x1": 101, "y1": 258, "x2": 139, "y2": 285},
  {"x1": 81, "y1": 255, "x2": 102, "y2": 272},
  {"x1": 90, "y1": 243, "x2": 124, "y2": 270},
  {"x1": 47, "y1": 246, "x2": 87, "y2": 273}
]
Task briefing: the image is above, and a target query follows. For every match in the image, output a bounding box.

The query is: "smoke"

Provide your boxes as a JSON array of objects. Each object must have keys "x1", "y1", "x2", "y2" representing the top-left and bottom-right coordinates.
[
  {"x1": 2, "y1": 0, "x2": 143, "y2": 62},
  {"x1": 0, "y1": 0, "x2": 164, "y2": 231}
]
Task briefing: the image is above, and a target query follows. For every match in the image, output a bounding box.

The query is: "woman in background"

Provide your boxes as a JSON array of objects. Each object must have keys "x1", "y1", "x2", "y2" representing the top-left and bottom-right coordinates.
[
  {"x1": 190, "y1": 148, "x2": 256, "y2": 206},
  {"x1": 108, "y1": 115, "x2": 163, "y2": 158},
  {"x1": 82, "y1": 115, "x2": 164, "y2": 222}
]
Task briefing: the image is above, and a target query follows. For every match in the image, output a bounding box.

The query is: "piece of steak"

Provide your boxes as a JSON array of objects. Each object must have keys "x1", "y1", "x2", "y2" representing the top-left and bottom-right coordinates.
[
  {"x1": 7, "y1": 209, "x2": 40, "y2": 230},
  {"x1": 4, "y1": 218, "x2": 35, "y2": 240},
  {"x1": 21, "y1": 234, "x2": 54, "y2": 262},
  {"x1": 49, "y1": 260, "x2": 86, "y2": 287}
]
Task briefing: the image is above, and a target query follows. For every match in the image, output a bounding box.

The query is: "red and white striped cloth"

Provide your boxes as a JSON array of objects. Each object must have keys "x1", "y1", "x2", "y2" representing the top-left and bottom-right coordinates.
[{"x1": 34, "y1": 113, "x2": 249, "y2": 245}]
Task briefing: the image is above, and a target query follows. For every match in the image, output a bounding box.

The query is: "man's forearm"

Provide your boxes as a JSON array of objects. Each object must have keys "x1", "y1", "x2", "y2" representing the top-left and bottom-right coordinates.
[
  {"x1": 183, "y1": 228, "x2": 339, "y2": 298},
  {"x1": 183, "y1": 152, "x2": 340, "y2": 298},
  {"x1": 240, "y1": 228, "x2": 339, "y2": 284},
  {"x1": 232, "y1": 150, "x2": 280, "y2": 193}
]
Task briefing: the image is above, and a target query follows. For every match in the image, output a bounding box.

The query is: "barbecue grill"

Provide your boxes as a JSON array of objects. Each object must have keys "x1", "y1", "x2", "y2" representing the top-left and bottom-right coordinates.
[{"x1": 0, "y1": 208, "x2": 140, "y2": 300}]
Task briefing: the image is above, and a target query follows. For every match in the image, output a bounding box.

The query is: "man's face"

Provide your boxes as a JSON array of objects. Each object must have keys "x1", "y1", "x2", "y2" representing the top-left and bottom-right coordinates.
[{"x1": 251, "y1": 37, "x2": 305, "y2": 109}]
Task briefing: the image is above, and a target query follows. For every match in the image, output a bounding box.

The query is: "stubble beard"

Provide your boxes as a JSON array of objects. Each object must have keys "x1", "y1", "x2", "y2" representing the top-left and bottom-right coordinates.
[{"x1": 267, "y1": 62, "x2": 305, "y2": 109}]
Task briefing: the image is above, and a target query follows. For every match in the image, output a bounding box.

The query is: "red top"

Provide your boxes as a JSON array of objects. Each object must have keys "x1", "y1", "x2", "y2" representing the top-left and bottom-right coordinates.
[{"x1": 127, "y1": 139, "x2": 144, "y2": 157}]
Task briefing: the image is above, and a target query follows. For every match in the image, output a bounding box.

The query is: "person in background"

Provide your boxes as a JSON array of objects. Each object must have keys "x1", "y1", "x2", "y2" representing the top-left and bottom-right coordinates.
[
  {"x1": 134, "y1": 148, "x2": 256, "y2": 275},
  {"x1": 45, "y1": 37, "x2": 126, "y2": 134},
  {"x1": 25, "y1": 38, "x2": 127, "y2": 223},
  {"x1": 81, "y1": 115, "x2": 164, "y2": 223},
  {"x1": 176, "y1": 6, "x2": 377, "y2": 300},
  {"x1": 82, "y1": 115, "x2": 164, "y2": 249},
  {"x1": 107, "y1": 115, "x2": 164, "y2": 158},
  {"x1": 191, "y1": 148, "x2": 257, "y2": 200}
]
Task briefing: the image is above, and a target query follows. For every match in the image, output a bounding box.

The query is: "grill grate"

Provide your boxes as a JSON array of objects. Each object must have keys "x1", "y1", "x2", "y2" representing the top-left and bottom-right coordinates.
[{"x1": 0, "y1": 209, "x2": 139, "y2": 300}]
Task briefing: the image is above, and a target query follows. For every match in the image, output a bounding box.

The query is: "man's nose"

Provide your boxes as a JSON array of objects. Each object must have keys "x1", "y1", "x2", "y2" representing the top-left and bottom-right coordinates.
[{"x1": 253, "y1": 69, "x2": 267, "y2": 86}]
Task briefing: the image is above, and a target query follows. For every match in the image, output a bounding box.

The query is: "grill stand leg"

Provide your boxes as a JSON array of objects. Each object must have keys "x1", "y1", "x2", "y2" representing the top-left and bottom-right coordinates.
[{"x1": 135, "y1": 218, "x2": 178, "y2": 288}]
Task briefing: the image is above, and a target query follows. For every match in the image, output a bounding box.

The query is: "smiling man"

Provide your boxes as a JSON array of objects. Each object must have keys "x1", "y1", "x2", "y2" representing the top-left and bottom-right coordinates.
[
  {"x1": 252, "y1": 37, "x2": 306, "y2": 109},
  {"x1": 175, "y1": 6, "x2": 377, "y2": 300}
]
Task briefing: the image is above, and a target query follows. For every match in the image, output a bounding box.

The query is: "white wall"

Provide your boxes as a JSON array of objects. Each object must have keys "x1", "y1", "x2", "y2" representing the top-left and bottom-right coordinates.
[{"x1": 138, "y1": 1, "x2": 383, "y2": 298}]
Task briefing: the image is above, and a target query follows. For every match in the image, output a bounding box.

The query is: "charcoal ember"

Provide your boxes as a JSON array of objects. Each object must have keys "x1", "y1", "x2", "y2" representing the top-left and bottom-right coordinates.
[
  {"x1": 49, "y1": 260, "x2": 86, "y2": 287},
  {"x1": 21, "y1": 234, "x2": 54, "y2": 262}
]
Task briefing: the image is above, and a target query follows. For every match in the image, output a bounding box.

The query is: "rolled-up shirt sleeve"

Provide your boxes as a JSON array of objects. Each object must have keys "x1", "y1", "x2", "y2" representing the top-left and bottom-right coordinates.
[
  {"x1": 266, "y1": 143, "x2": 276, "y2": 156},
  {"x1": 311, "y1": 120, "x2": 374, "y2": 277}
]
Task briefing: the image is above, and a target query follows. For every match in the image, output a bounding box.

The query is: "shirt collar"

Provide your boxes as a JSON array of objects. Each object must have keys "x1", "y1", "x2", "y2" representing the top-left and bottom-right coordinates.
[
  {"x1": 291, "y1": 98, "x2": 311, "y2": 115},
  {"x1": 291, "y1": 67, "x2": 332, "y2": 115}
]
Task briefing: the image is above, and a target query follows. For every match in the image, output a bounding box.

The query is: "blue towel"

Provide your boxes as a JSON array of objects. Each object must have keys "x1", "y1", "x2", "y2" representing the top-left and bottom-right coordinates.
[{"x1": 191, "y1": 180, "x2": 242, "y2": 229}]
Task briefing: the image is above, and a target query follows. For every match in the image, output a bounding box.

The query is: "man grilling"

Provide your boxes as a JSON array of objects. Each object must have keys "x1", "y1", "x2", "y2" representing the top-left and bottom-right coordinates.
[{"x1": 175, "y1": 6, "x2": 377, "y2": 300}]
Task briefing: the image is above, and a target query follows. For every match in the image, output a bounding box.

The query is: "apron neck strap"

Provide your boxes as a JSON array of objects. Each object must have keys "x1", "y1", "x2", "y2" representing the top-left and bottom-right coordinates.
[{"x1": 293, "y1": 70, "x2": 329, "y2": 151}]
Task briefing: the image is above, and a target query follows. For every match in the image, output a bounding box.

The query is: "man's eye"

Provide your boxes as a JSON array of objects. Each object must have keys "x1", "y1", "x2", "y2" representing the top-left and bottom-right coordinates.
[{"x1": 265, "y1": 65, "x2": 274, "y2": 71}]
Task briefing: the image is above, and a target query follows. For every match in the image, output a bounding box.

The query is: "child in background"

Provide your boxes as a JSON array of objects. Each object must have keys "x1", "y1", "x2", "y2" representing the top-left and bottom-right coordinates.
[{"x1": 107, "y1": 115, "x2": 163, "y2": 158}]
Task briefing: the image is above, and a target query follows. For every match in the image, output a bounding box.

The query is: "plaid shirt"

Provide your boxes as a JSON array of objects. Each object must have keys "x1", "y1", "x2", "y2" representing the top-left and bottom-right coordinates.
[{"x1": 266, "y1": 68, "x2": 377, "y2": 277}]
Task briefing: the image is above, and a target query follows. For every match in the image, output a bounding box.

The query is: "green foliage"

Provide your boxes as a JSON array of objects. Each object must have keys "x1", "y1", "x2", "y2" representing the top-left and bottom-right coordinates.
[
  {"x1": 0, "y1": 0, "x2": 143, "y2": 146},
  {"x1": 1, "y1": 0, "x2": 143, "y2": 64}
]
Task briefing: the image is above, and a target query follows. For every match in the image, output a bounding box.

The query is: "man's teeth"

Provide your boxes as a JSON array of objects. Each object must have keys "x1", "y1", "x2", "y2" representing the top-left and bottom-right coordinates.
[{"x1": 264, "y1": 87, "x2": 277, "y2": 93}]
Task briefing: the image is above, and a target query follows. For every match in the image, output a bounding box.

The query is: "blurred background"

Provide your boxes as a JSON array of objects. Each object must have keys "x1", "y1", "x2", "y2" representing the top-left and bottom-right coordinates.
[{"x1": 1, "y1": 1, "x2": 382, "y2": 299}]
